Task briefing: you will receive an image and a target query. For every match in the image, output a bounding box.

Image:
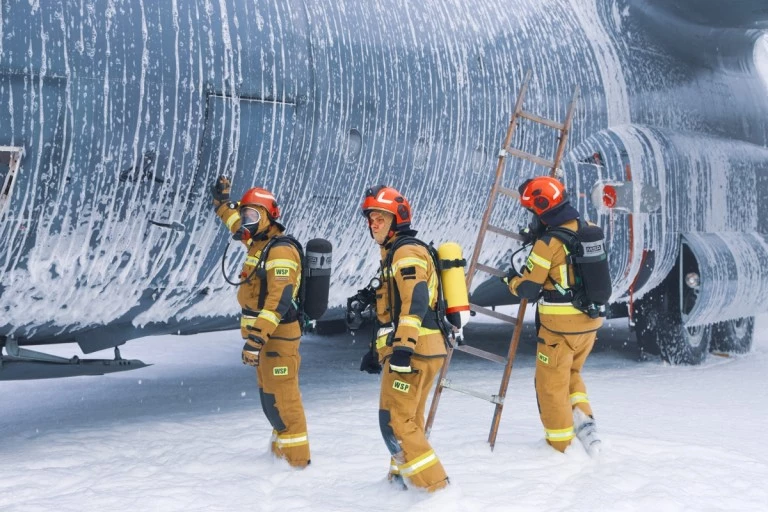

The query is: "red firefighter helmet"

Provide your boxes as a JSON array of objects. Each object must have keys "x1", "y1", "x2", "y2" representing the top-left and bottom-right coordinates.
[
  {"x1": 240, "y1": 187, "x2": 280, "y2": 220},
  {"x1": 361, "y1": 185, "x2": 412, "y2": 229},
  {"x1": 518, "y1": 176, "x2": 568, "y2": 215}
]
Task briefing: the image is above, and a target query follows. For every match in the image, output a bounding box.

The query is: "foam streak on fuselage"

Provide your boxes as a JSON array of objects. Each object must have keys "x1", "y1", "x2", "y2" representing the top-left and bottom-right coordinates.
[{"x1": 0, "y1": 0, "x2": 766, "y2": 349}]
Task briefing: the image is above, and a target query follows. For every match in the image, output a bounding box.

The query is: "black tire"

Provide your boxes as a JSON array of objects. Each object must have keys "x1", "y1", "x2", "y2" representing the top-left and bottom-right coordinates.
[
  {"x1": 633, "y1": 255, "x2": 711, "y2": 365},
  {"x1": 632, "y1": 294, "x2": 662, "y2": 356},
  {"x1": 710, "y1": 317, "x2": 754, "y2": 354}
]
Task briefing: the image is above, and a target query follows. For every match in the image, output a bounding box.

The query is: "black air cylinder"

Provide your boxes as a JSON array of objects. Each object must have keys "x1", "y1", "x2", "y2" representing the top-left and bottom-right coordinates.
[
  {"x1": 303, "y1": 238, "x2": 332, "y2": 320},
  {"x1": 574, "y1": 224, "x2": 612, "y2": 305}
]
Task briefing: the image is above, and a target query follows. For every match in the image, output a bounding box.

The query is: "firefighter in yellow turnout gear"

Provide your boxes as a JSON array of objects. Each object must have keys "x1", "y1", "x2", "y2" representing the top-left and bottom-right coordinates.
[
  {"x1": 360, "y1": 185, "x2": 450, "y2": 492},
  {"x1": 212, "y1": 177, "x2": 310, "y2": 468},
  {"x1": 506, "y1": 176, "x2": 605, "y2": 456}
]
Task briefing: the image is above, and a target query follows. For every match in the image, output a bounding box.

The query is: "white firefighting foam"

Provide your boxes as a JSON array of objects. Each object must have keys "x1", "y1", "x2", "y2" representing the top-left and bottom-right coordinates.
[
  {"x1": 757, "y1": 34, "x2": 768, "y2": 96},
  {"x1": 1, "y1": 317, "x2": 767, "y2": 511}
]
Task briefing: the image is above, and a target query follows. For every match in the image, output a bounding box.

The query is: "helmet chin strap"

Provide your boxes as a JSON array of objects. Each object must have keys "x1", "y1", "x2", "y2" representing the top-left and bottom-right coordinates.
[
  {"x1": 251, "y1": 211, "x2": 275, "y2": 240},
  {"x1": 235, "y1": 221, "x2": 271, "y2": 242},
  {"x1": 378, "y1": 229, "x2": 396, "y2": 246},
  {"x1": 251, "y1": 229, "x2": 270, "y2": 241}
]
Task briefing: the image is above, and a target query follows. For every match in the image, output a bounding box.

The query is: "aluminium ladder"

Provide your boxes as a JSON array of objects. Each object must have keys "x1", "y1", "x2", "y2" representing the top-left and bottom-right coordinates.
[{"x1": 425, "y1": 71, "x2": 579, "y2": 449}]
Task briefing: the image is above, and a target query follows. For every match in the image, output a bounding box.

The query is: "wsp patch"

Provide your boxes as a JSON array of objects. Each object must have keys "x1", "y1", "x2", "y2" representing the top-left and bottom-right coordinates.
[
  {"x1": 273, "y1": 366, "x2": 289, "y2": 376},
  {"x1": 526, "y1": 258, "x2": 535, "y2": 272},
  {"x1": 393, "y1": 380, "x2": 410, "y2": 393},
  {"x1": 538, "y1": 352, "x2": 549, "y2": 365},
  {"x1": 274, "y1": 268, "x2": 290, "y2": 278}
]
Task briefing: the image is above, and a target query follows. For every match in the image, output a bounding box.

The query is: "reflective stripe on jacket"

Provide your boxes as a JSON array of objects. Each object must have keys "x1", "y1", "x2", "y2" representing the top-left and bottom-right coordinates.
[
  {"x1": 375, "y1": 236, "x2": 446, "y2": 357},
  {"x1": 508, "y1": 219, "x2": 603, "y2": 334},
  {"x1": 216, "y1": 205, "x2": 301, "y2": 341}
]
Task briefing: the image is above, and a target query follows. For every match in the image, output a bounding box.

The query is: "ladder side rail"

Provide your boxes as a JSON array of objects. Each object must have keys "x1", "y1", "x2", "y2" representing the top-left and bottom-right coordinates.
[
  {"x1": 488, "y1": 299, "x2": 528, "y2": 449},
  {"x1": 465, "y1": 72, "x2": 532, "y2": 291},
  {"x1": 425, "y1": 341, "x2": 457, "y2": 437},
  {"x1": 465, "y1": 156, "x2": 509, "y2": 290},
  {"x1": 549, "y1": 87, "x2": 579, "y2": 176}
]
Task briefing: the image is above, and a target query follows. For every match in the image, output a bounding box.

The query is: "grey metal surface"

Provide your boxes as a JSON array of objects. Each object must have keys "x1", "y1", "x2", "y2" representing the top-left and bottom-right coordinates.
[{"x1": 0, "y1": 0, "x2": 766, "y2": 351}]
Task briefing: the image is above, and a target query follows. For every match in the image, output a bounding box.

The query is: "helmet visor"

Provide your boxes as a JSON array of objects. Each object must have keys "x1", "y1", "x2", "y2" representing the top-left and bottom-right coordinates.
[{"x1": 240, "y1": 206, "x2": 262, "y2": 227}]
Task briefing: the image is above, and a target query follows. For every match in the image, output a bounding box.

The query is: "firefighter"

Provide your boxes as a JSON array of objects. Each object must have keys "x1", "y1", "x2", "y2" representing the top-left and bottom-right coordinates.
[
  {"x1": 212, "y1": 176, "x2": 310, "y2": 468},
  {"x1": 359, "y1": 184, "x2": 450, "y2": 492},
  {"x1": 505, "y1": 176, "x2": 604, "y2": 456}
]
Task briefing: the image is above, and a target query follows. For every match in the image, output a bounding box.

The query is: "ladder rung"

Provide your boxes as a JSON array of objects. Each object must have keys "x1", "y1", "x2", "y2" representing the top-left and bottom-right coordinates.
[
  {"x1": 518, "y1": 110, "x2": 565, "y2": 131},
  {"x1": 504, "y1": 147, "x2": 555, "y2": 170},
  {"x1": 470, "y1": 303, "x2": 517, "y2": 323},
  {"x1": 454, "y1": 344, "x2": 508, "y2": 364},
  {"x1": 486, "y1": 223, "x2": 524, "y2": 241},
  {"x1": 497, "y1": 186, "x2": 519, "y2": 199},
  {"x1": 440, "y1": 378, "x2": 504, "y2": 404},
  {"x1": 475, "y1": 263, "x2": 506, "y2": 278}
]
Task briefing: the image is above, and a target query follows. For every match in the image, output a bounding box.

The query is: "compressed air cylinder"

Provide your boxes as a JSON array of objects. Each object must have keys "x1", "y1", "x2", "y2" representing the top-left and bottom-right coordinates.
[
  {"x1": 437, "y1": 242, "x2": 470, "y2": 328},
  {"x1": 303, "y1": 238, "x2": 332, "y2": 320}
]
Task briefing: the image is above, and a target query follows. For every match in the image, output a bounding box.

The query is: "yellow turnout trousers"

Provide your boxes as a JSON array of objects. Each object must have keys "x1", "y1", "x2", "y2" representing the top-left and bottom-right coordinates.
[
  {"x1": 534, "y1": 328, "x2": 596, "y2": 452},
  {"x1": 379, "y1": 350, "x2": 448, "y2": 492},
  {"x1": 247, "y1": 320, "x2": 310, "y2": 467}
]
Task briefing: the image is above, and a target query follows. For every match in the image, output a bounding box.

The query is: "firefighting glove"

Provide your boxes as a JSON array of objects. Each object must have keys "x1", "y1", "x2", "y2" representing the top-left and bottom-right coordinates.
[
  {"x1": 501, "y1": 266, "x2": 522, "y2": 285},
  {"x1": 388, "y1": 349, "x2": 413, "y2": 374},
  {"x1": 519, "y1": 216, "x2": 545, "y2": 245},
  {"x1": 242, "y1": 335, "x2": 264, "y2": 367},
  {"x1": 359, "y1": 346, "x2": 382, "y2": 374},
  {"x1": 518, "y1": 226, "x2": 537, "y2": 246},
  {"x1": 212, "y1": 175, "x2": 231, "y2": 206}
]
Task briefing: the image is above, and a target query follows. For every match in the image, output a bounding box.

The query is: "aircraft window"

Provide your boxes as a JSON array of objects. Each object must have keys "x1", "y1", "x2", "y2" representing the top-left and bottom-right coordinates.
[
  {"x1": 413, "y1": 136, "x2": 429, "y2": 169},
  {"x1": 0, "y1": 146, "x2": 24, "y2": 218},
  {"x1": 471, "y1": 144, "x2": 488, "y2": 175},
  {"x1": 346, "y1": 129, "x2": 362, "y2": 163}
]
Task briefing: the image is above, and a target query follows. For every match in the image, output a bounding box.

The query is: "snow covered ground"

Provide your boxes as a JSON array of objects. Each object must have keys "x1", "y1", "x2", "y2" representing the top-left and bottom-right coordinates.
[{"x1": 2, "y1": 314, "x2": 767, "y2": 512}]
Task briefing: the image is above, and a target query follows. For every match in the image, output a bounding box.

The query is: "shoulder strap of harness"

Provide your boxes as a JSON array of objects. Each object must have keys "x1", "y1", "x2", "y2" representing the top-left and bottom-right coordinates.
[
  {"x1": 544, "y1": 222, "x2": 581, "y2": 255},
  {"x1": 538, "y1": 221, "x2": 583, "y2": 300},
  {"x1": 382, "y1": 236, "x2": 451, "y2": 341},
  {"x1": 256, "y1": 235, "x2": 306, "y2": 318}
]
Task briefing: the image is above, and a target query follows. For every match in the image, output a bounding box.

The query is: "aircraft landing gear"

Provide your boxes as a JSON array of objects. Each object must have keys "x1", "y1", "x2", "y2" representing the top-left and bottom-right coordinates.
[
  {"x1": 633, "y1": 253, "x2": 712, "y2": 365},
  {"x1": 710, "y1": 317, "x2": 754, "y2": 355}
]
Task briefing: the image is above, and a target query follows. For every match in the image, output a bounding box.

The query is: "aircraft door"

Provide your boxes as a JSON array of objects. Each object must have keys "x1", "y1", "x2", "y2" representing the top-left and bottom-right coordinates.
[
  {"x1": 186, "y1": 95, "x2": 300, "y2": 284},
  {"x1": 191, "y1": 95, "x2": 299, "y2": 200}
]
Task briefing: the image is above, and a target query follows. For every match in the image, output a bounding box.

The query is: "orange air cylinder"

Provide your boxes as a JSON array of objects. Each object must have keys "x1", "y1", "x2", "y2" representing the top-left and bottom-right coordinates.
[{"x1": 437, "y1": 242, "x2": 470, "y2": 328}]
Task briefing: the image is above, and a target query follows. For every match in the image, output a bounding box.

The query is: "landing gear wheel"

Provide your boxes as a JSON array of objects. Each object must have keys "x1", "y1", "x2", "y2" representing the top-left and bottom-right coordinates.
[
  {"x1": 632, "y1": 298, "x2": 661, "y2": 357},
  {"x1": 633, "y1": 249, "x2": 711, "y2": 365},
  {"x1": 710, "y1": 317, "x2": 754, "y2": 354}
]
